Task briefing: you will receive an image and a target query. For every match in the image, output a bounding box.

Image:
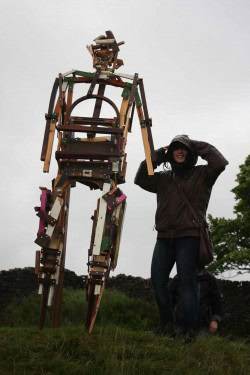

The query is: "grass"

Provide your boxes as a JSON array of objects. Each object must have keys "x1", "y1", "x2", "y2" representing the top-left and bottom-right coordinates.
[{"x1": 0, "y1": 289, "x2": 249, "y2": 374}]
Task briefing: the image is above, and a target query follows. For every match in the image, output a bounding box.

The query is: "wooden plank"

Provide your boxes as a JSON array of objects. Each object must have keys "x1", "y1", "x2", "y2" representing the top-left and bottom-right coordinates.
[
  {"x1": 43, "y1": 97, "x2": 61, "y2": 173},
  {"x1": 138, "y1": 79, "x2": 155, "y2": 157},
  {"x1": 94, "y1": 285, "x2": 101, "y2": 295},
  {"x1": 57, "y1": 124, "x2": 123, "y2": 135},
  {"x1": 43, "y1": 123, "x2": 56, "y2": 172},
  {"x1": 61, "y1": 139, "x2": 119, "y2": 155},
  {"x1": 55, "y1": 150, "x2": 122, "y2": 160},
  {"x1": 111, "y1": 201, "x2": 126, "y2": 270},
  {"x1": 41, "y1": 78, "x2": 59, "y2": 161},
  {"x1": 51, "y1": 186, "x2": 71, "y2": 327},
  {"x1": 87, "y1": 286, "x2": 104, "y2": 333},
  {"x1": 35, "y1": 250, "x2": 41, "y2": 275},
  {"x1": 71, "y1": 116, "x2": 116, "y2": 126},
  {"x1": 65, "y1": 83, "x2": 74, "y2": 123},
  {"x1": 46, "y1": 197, "x2": 63, "y2": 238},
  {"x1": 92, "y1": 183, "x2": 110, "y2": 256},
  {"x1": 80, "y1": 136, "x2": 110, "y2": 142},
  {"x1": 136, "y1": 105, "x2": 154, "y2": 175},
  {"x1": 119, "y1": 98, "x2": 130, "y2": 141},
  {"x1": 64, "y1": 76, "x2": 125, "y2": 88}
]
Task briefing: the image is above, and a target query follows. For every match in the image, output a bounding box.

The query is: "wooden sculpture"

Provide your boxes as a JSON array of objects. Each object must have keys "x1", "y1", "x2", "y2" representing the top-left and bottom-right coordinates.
[{"x1": 34, "y1": 31, "x2": 155, "y2": 332}]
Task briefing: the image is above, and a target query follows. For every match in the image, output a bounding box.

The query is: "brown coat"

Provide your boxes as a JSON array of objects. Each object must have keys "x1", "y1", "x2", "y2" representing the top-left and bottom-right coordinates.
[{"x1": 134, "y1": 138, "x2": 228, "y2": 238}]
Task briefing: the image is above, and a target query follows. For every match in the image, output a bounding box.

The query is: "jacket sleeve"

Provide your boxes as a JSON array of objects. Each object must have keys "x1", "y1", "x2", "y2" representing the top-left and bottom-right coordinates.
[
  {"x1": 191, "y1": 140, "x2": 229, "y2": 185},
  {"x1": 134, "y1": 148, "x2": 165, "y2": 193}
]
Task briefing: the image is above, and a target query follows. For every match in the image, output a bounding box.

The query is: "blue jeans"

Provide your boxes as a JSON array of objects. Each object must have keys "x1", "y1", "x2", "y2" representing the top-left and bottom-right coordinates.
[{"x1": 151, "y1": 237, "x2": 199, "y2": 332}]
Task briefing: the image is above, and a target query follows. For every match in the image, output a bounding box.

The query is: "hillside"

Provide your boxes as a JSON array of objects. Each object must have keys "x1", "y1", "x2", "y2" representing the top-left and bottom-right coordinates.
[
  {"x1": 0, "y1": 286, "x2": 249, "y2": 374},
  {"x1": 0, "y1": 267, "x2": 250, "y2": 337}
]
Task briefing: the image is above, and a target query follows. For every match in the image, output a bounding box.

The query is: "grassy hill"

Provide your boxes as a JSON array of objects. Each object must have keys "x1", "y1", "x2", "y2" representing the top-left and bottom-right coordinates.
[
  {"x1": 1, "y1": 268, "x2": 250, "y2": 337},
  {"x1": 0, "y1": 289, "x2": 250, "y2": 374}
]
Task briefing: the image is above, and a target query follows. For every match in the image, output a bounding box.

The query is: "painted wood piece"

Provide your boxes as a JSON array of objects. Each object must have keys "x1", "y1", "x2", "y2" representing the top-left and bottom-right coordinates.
[
  {"x1": 38, "y1": 273, "x2": 45, "y2": 295},
  {"x1": 94, "y1": 284, "x2": 101, "y2": 295},
  {"x1": 46, "y1": 197, "x2": 63, "y2": 238},
  {"x1": 36, "y1": 188, "x2": 51, "y2": 236},
  {"x1": 111, "y1": 201, "x2": 126, "y2": 270},
  {"x1": 92, "y1": 183, "x2": 111, "y2": 256}
]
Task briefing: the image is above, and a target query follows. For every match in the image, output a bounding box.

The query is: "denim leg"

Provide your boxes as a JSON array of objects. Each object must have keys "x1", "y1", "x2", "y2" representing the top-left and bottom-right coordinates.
[
  {"x1": 175, "y1": 237, "x2": 199, "y2": 332},
  {"x1": 151, "y1": 239, "x2": 176, "y2": 326}
]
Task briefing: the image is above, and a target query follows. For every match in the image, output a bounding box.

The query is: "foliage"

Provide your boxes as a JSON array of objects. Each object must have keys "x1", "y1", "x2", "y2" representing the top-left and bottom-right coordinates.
[
  {"x1": 208, "y1": 155, "x2": 250, "y2": 274},
  {"x1": 0, "y1": 288, "x2": 158, "y2": 331},
  {"x1": 232, "y1": 155, "x2": 250, "y2": 219}
]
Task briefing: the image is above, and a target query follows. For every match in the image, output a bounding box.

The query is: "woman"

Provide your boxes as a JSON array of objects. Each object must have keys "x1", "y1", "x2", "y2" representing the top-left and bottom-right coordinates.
[{"x1": 134, "y1": 135, "x2": 228, "y2": 336}]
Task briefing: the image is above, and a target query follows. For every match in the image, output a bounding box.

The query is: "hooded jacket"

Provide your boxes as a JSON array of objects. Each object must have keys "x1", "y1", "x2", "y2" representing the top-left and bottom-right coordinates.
[{"x1": 134, "y1": 136, "x2": 228, "y2": 238}]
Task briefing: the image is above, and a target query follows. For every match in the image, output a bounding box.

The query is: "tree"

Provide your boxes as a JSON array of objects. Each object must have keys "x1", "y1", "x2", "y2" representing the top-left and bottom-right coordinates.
[{"x1": 208, "y1": 155, "x2": 250, "y2": 275}]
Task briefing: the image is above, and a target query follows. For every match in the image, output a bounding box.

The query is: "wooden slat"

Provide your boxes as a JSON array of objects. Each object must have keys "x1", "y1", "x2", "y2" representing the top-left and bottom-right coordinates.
[
  {"x1": 92, "y1": 183, "x2": 110, "y2": 256},
  {"x1": 80, "y1": 136, "x2": 110, "y2": 142},
  {"x1": 55, "y1": 150, "x2": 122, "y2": 160},
  {"x1": 71, "y1": 116, "x2": 116, "y2": 126},
  {"x1": 43, "y1": 98, "x2": 61, "y2": 173},
  {"x1": 57, "y1": 124, "x2": 123, "y2": 135},
  {"x1": 41, "y1": 78, "x2": 59, "y2": 161},
  {"x1": 51, "y1": 186, "x2": 71, "y2": 328},
  {"x1": 64, "y1": 76, "x2": 125, "y2": 88},
  {"x1": 136, "y1": 105, "x2": 154, "y2": 175}
]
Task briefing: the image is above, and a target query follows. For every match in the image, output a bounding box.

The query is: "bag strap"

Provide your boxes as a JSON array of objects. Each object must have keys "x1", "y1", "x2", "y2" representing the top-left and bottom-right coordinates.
[{"x1": 172, "y1": 173, "x2": 203, "y2": 227}]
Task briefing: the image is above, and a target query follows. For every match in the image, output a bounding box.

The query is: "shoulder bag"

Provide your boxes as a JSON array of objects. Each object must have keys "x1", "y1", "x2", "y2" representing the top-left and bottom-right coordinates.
[{"x1": 173, "y1": 176, "x2": 214, "y2": 266}]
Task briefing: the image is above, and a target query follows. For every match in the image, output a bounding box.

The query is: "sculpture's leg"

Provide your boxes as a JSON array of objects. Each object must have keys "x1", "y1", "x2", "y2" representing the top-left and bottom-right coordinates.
[
  {"x1": 35, "y1": 180, "x2": 71, "y2": 328},
  {"x1": 51, "y1": 185, "x2": 71, "y2": 327},
  {"x1": 86, "y1": 184, "x2": 127, "y2": 333},
  {"x1": 86, "y1": 183, "x2": 110, "y2": 333},
  {"x1": 86, "y1": 279, "x2": 105, "y2": 333}
]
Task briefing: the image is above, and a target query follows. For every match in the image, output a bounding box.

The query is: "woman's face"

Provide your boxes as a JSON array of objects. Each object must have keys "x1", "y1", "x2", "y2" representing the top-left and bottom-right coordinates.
[{"x1": 172, "y1": 147, "x2": 188, "y2": 163}]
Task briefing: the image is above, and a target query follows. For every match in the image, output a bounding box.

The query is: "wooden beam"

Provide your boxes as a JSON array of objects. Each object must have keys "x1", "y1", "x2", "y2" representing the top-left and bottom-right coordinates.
[
  {"x1": 43, "y1": 98, "x2": 61, "y2": 173},
  {"x1": 136, "y1": 105, "x2": 154, "y2": 175}
]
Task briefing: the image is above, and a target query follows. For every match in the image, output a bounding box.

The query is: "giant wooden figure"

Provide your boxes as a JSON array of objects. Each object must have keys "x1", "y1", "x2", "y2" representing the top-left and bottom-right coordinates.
[{"x1": 34, "y1": 31, "x2": 155, "y2": 333}]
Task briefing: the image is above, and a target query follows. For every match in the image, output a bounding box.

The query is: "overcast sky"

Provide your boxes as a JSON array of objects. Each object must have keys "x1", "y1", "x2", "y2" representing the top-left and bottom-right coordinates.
[{"x1": 1, "y1": 0, "x2": 250, "y2": 280}]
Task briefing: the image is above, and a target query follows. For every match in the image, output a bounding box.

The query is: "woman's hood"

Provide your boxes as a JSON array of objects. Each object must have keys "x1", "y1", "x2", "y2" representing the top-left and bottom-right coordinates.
[{"x1": 165, "y1": 135, "x2": 198, "y2": 167}]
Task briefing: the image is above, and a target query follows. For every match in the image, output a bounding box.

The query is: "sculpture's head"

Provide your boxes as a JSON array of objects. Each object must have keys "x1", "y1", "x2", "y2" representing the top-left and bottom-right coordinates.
[{"x1": 87, "y1": 31, "x2": 124, "y2": 71}]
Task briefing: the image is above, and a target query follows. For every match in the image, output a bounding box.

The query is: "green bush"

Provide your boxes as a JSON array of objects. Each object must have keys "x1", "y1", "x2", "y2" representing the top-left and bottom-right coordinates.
[{"x1": 0, "y1": 288, "x2": 157, "y2": 331}]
